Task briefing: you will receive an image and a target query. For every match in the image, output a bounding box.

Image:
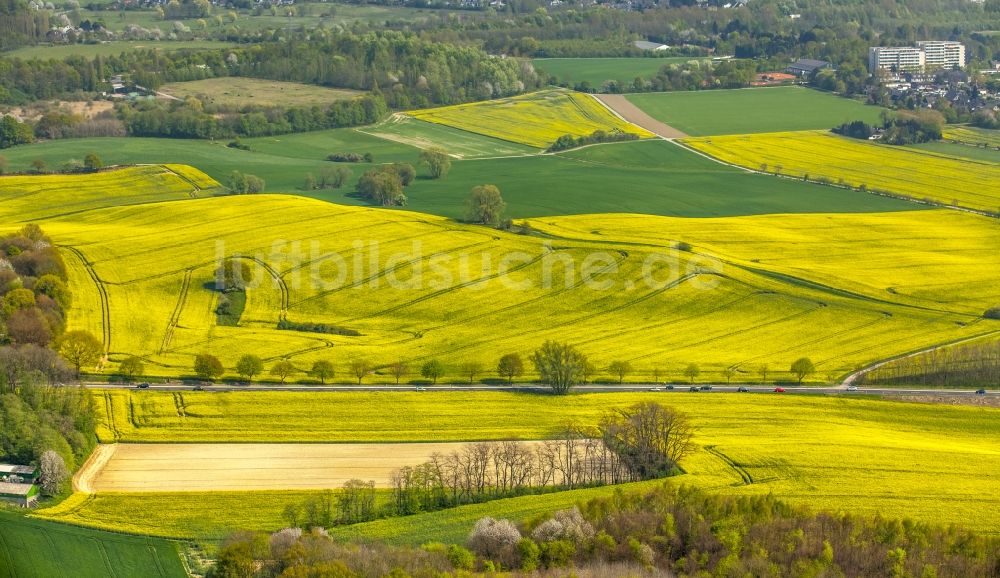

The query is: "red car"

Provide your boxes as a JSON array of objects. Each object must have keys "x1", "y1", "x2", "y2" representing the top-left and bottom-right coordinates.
[{"x1": 774, "y1": 387, "x2": 786, "y2": 393}]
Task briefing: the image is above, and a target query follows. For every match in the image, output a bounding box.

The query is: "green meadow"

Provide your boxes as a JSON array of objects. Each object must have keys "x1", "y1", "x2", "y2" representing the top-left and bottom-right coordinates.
[
  {"x1": 627, "y1": 86, "x2": 885, "y2": 136},
  {"x1": 533, "y1": 57, "x2": 702, "y2": 87},
  {"x1": 0, "y1": 511, "x2": 187, "y2": 578},
  {"x1": 0, "y1": 136, "x2": 917, "y2": 219}
]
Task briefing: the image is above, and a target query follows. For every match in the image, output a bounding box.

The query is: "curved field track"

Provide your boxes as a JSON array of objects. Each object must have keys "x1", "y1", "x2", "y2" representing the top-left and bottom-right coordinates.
[
  {"x1": 79, "y1": 442, "x2": 543, "y2": 491},
  {"x1": 595, "y1": 94, "x2": 688, "y2": 139}
]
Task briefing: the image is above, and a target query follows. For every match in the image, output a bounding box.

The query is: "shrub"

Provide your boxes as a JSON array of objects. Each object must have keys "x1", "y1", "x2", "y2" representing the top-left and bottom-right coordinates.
[
  {"x1": 516, "y1": 538, "x2": 541, "y2": 571},
  {"x1": 446, "y1": 544, "x2": 475, "y2": 570},
  {"x1": 531, "y1": 508, "x2": 595, "y2": 547},
  {"x1": 984, "y1": 307, "x2": 1000, "y2": 320},
  {"x1": 468, "y1": 517, "x2": 521, "y2": 566},
  {"x1": 539, "y1": 539, "x2": 575, "y2": 568},
  {"x1": 327, "y1": 152, "x2": 367, "y2": 163}
]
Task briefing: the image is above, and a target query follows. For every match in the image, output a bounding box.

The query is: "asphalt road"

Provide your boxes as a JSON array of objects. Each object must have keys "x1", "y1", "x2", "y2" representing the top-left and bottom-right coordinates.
[{"x1": 78, "y1": 382, "x2": 995, "y2": 397}]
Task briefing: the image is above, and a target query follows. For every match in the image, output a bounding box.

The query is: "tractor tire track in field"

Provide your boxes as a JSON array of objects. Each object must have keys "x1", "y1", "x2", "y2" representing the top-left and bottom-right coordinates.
[
  {"x1": 291, "y1": 241, "x2": 490, "y2": 308},
  {"x1": 0, "y1": 526, "x2": 16, "y2": 575},
  {"x1": 424, "y1": 250, "x2": 631, "y2": 334},
  {"x1": 262, "y1": 340, "x2": 334, "y2": 363},
  {"x1": 172, "y1": 392, "x2": 187, "y2": 417},
  {"x1": 625, "y1": 295, "x2": 827, "y2": 365},
  {"x1": 162, "y1": 164, "x2": 203, "y2": 197},
  {"x1": 61, "y1": 246, "x2": 111, "y2": 353},
  {"x1": 103, "y1": 392, "x2": 122, "y2": 441},
  {"x1": 732, "y1": 311, "x2": 893, "y2": 370},
  {"x1": 344, "y1": 250, "x2": 552, "y2": 322},
  {"x1": 159, "y1": 269, "x2": 192, "y2": 355},
  {"x1": 704, "y1": 446, "x2": 753, "y2": 486}
]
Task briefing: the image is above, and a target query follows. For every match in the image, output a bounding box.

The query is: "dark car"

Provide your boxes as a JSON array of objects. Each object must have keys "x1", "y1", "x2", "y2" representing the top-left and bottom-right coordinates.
[
  {"x1": 666, "y1": 384, "x2": 674, "y2": 390},
  {"x1": 738, "y1": 386, "x2": 750, "y2": 393},
  {"x1": 976, "y1": 389, "x2": 987, "y2": 395},
  {"x1": 700, "y1": 385, "x2": 713, "y2": 391},
  {"x1": 136, "y1": 382, "x2": 150, "y2": 389},
  {"x1": 689, "y1": 386, "x2": 699, "y2": 392}
]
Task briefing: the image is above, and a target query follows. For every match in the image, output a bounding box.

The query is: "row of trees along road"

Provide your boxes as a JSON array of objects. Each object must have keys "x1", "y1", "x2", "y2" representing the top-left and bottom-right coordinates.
[{"x1": 179, "y1": 343, "x2": 818, "y2": 389}]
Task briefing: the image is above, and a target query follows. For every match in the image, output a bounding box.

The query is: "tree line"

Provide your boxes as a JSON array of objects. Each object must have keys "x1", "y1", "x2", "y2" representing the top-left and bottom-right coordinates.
[
  {"x1": 859, "y1": 340, "x2": 1000, "y2": 387},
  {"x1": 170, "y1": 342, "x2": 820, "y2": 389},
  {"x1": 273, "y1": 401, "x2": 693, "y2": 530},
  {"x1": 0, "y1": 225, "x2": 96, "y2": 498},
  {"x1": 210, "y1": 480, "x2": 1000, "y2": 577}
]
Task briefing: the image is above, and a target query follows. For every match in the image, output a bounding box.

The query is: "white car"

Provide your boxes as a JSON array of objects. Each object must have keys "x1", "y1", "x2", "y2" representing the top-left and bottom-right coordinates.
[{"x1": 847, "y1": 385, "x2": 858, "y2": 391}]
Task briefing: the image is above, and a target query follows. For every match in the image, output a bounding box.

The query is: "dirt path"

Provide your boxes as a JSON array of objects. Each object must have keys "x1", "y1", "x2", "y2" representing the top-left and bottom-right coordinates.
[
  {"x1": 74, "y1": 444, "x2": 118, "y2": 493},
  {"x1": 83, "y1": 442, "x2": 545, "y2": 491},
  {"x1": 593, "y1": 94, "x2": 689, "y2": 139}
]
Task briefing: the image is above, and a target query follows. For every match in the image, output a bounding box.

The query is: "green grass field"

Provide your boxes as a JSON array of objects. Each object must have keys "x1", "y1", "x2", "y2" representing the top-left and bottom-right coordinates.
[
  {"x1": 0, "y1": 131, "x2": 422, "y2": 198},
  {"x1": 40, "y1": 391, "x2": 1000, "y2": 540},
  {"x1": 158, "y1": 78, "x2": 363, "y2": 108},
  {"x1": 35, "y1": 491, "x2": 338, "y2": 540},
  {"x1": 0, "y1": 511, "x2": 186, "y2": 578},
  {"x1": 533, "y1": 57, "x2": 704, "y2": 87},
  {"x1": 908, "y1": 141, "x2": 1000, "y2": 164},
  {"x1": 409, "y1": 88, "x2": 654, "y2": 148},
  {"x1": 388, "y1": 139, "x2": 918, "y2": 219},
  {"x1": 627, "y1": 87, "x2": 885, "y2": 136},
  {"x1": 0, "y1": 136, "x2": 919, "y2": 219}
]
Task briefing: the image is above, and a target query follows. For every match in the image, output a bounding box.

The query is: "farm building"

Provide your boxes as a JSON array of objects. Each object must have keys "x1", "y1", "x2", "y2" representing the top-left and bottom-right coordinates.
[
  {"x1": 0, "y1": 481, "x2": 39, "y2": 508},
  {"x1": 785, "y1": 58, "x2": 833, "y2": 77},
  {"x1": 0, "y1": 464, "x2": 40, "y2": 507},
  {"x1": 0, "y1": 464, "x2": 38, "y2": 481}
]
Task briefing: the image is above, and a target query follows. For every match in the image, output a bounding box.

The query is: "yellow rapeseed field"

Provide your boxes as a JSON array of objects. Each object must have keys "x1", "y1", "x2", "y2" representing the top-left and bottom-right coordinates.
[
  {"x1": 408, "y1": 88, "x2": 654, "y2": 148},
  {"x1": 942, "y1": 126, "x2": 1000, "y2": 148},
  {"x1": 5, "y1": 166, "x2": 999, "y2": 383},
  {"x1": 683, "y1": 131, "x2": 1000, "y2": 213},
  {"x1": 0, "y1": 164, "x2": 220, "y2": 222},
  {"x1": 42, "y1": 391, "x2": 1000, "y2": 538}
]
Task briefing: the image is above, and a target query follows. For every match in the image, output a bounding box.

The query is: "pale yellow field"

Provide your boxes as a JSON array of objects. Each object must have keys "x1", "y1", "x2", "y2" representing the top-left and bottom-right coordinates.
[
  {"x1": 79, "y1": 442, "x2": 534, "y2": 491},
  {"x1": 408, "y1": 88, "x2": 654, "y2": 148},
  {"x1": 683, "y1": 131, "x2": 1000, "y2": 213}
]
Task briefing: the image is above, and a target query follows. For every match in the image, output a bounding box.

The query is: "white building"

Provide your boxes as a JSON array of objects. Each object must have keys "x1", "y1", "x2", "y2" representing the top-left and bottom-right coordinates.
[
  {"x1": 868, "y1": 42, "x2": 966, "y2": 74},
  {"x1": 916, "y1": 41, "x2": 966, "y2": 70},
  {"x1": 868, "y1": 46, "x2": 924, "y2": 73}
]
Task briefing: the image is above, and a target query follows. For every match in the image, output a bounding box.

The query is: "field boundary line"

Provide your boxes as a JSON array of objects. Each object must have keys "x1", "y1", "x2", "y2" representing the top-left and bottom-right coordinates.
[
  {"x1": 591, "y1": 93, "x2": 688, "y2": 139},
  {"x1": 704, "y1": 445, "x2": 753, "y2": 486}
]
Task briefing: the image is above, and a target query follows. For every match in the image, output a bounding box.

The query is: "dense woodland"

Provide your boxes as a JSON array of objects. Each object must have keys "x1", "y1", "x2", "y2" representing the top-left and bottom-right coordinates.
[
  {"x1": 211, "y1": 483, "x2": 1000, "y2": 577},
  {"x1": 0, "y1": 225, "x2": 96, "y2": 492}
]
